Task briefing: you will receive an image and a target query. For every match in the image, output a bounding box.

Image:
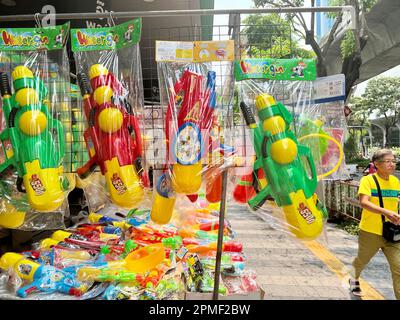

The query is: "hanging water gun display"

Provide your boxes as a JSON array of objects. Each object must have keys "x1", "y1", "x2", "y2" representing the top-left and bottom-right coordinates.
[
  {"x1": 151, "y1": 40, "x2": 234, "y2": 225},
  {"x1": 0, "y1": 66, "x2": 68, "y2": 212},
  {"x1": 76, "y1": 64, "x2": 147, "y2": 209},
  {"x1": 239, "y1": 94, "x2": 326, "y2": 239},
  {"x1": 151, "y1": 69, "x2": 216, "y2": 224},
  {"x1": 71, "y1": 18, "x2": 146, "y2": 210}
]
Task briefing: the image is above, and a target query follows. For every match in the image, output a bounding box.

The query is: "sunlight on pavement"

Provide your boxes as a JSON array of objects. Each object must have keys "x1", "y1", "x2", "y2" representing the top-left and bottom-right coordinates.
[{"x1": 303, "y1": 240, "x2": 385, "y2": 300}]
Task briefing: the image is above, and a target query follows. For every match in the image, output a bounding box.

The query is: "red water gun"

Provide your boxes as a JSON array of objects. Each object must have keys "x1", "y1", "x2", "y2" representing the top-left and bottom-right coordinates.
[
  {"x1": 151, "y1": 69, "x2": 216, "y2": 224},
  {"x1": 77, "y1": 64, "x2": 147, "y2": 208},
  {"x1": 165, "y1": 69, "x2": 217, "y2": 194}
]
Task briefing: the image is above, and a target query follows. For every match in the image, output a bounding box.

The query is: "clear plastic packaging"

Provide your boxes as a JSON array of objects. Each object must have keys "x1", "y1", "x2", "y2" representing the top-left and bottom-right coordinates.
[
  {"x1": 150, "y1": 40, "x2": 235, "y2": 225},
  {"x1": 0, "y1": 23, "x2": 73, "y2": 230},
  {"x1": 233, "y1": 58, "x2": 334, "y2": 240},
  {"x1": 71, "y1": 18, "x2": 150, "y2": 213}
]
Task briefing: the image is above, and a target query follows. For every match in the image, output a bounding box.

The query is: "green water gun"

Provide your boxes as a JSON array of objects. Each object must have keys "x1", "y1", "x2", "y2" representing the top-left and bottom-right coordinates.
[
  {"x1": 0, "y1": 66, "x2": 68, "y2": 212},
  {"x1": 240, "y1": 93, "x2": 326, "y2": 239}
]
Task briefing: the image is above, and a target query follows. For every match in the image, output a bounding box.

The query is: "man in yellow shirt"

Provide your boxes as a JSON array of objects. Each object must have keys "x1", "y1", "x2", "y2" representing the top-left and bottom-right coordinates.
[{"x1": 350, "y1": 149, "x2": 400, "y2": 298}]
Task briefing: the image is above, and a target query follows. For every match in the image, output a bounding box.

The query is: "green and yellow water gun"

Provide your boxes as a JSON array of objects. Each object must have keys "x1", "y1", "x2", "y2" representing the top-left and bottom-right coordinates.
[
  {"x1": 240, "y1": 93, "x2": 326, "y2": 239},
  {"x1": 0, "y1": 66, "x2": 68, "y2": 212}
]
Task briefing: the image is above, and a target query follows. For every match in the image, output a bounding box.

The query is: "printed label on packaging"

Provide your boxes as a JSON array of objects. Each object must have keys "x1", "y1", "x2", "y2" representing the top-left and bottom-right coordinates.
[
  {"x1": 176, "y1": 246, "x2": 189, "y2": 260},
  {"x1": 193, "y1": 40, "x2": 234, "y2": 62},
  {"x1": 156, "y1": 40, "x2": 234, "y2": 62},
  {"x1": 234, "y1": 58, "x2": 317, "y2": 81},
  {"x1": 155, "y1": 41, "x2": 194, "y2": 62},
  {"x1": 71, "y1": 18, "x2": 141, "y2": 52},
  {"x1": 0, "y1": 22, "x2": 70, "y2": 51}
]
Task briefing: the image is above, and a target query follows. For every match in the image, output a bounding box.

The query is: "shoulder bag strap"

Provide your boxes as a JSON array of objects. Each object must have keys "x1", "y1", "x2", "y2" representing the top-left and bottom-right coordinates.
[{"x1": 371, "y1": 174, "x2": 385, "y2": 223}]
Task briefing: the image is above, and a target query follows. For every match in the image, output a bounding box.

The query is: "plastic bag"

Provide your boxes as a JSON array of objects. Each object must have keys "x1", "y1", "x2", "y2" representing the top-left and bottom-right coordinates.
[
  {"x1": 0, "y1": 23, "x2": 73, "y2": 230},
  {"x1": 233, "y1": 58, "x2": 331, "y2": 240},
  {"x1": 150, "y1": 40, "x2": 235, "y2": 225},
  {"x1": 71, "y1": 18, "x2": 150, "y2": 213}
]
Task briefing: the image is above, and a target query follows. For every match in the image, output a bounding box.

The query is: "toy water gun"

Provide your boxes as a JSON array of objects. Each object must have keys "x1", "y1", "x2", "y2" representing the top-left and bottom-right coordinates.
[
  {"x1": 150, "y1": 70, "x2": 216, "y2": 225},
  {"x1": 76, "y1": 64, "x2": 147, "y2": 209},
  {"x1": 166, "y1": 69, "x2": 216, "y2": 194},
  {"x1": 183, "y1": 238, "x2": 242, "y2": 254},
  {"x1": 0, "y1": 252, "x2": 88, "y2": 298},
  {"x1": 39, "y1": 229, "x2": 120, "y2": 251},
  {"x1": 0, "y1": 66, "x2": 68, "y2": 211},
  {"x1": 128, "y1": 224, "x2": 178, "y2": 244},
  {"x1": 240, "y1": 94, "x2": 326, "y2": 239},
  {"x1": 77, "y1": 243, "x2": 165, "y2": 282},
  {"x1": 88, "y1": 211, "x2": 149, "y2": 229}
]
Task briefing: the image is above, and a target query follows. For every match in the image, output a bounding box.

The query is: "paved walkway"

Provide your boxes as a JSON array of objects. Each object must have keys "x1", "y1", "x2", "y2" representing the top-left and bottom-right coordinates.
[{"x1": 227, "y1": 204, "x2": 395, "y2": 300}]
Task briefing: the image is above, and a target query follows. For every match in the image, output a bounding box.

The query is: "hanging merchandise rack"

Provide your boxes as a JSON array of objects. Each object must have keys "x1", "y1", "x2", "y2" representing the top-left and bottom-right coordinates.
[{"x1": 0, "y1": 6, "x2": 355, "y2": 301}]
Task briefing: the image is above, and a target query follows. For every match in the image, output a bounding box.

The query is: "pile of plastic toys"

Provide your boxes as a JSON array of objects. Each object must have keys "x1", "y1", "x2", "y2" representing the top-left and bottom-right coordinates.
[{"x1": 0, "y1": 205, "x2": 260, "y2": 300}]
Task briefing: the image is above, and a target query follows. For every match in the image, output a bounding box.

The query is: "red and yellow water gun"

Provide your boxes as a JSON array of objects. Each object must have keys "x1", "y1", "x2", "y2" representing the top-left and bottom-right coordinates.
[
  {"x1": 77, "y1": 64, "x2": 148, "y2": 208},
  {"x1": 151, "y1": 69, "x2": 216, "y2": 224}
]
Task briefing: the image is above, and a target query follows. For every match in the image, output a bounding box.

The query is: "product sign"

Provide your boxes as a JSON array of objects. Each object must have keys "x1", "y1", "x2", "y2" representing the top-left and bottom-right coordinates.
[
  {"x1": 155, "y1": 40, "x2": 234, "y2": 62},
  {"x1": 71, "y1": 18, "x2": 141, "y2": 52},
  {"x1": 0, "y1": 23, "x2": 70, "y2": 51},
  {"x1": 234, "y1": 58, "x2": 317, "y2": 81}
]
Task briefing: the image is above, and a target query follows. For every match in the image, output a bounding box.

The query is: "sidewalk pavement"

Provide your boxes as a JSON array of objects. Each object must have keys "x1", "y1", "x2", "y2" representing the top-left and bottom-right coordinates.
[{"x1": 227, "y1": 204, "x2": 395, "y2": 300}]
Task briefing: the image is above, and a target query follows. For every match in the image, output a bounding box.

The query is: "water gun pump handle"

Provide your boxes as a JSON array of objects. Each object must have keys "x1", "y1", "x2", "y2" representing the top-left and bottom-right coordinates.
[
  {"x1": 240, "y1": 101, "x2": 256, "y2": 127},
  {"x1": 0, "y1": 73, "x2": 11, "y2": 97},
  {"x1": 77, "y1": 73, "x2": 91, "y2": 96}
]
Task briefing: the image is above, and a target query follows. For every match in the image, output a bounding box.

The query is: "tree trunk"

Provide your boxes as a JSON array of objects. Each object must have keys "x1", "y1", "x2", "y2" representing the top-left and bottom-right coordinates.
[
  {"x1": 317, "y1": 57, "x2": 328, "y2": 77},
  {"x1": 385, "y1": 126, "x2": 390, "y2": 148},
  {"x1": 360, "y1": 129, "x2": 366, "y2": 156}
]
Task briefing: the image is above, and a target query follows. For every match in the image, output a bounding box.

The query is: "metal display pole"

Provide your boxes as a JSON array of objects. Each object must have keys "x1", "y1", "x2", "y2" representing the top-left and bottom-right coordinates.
[{"x1": 212, "y1": 169, "x2": 229, "y2": 300}]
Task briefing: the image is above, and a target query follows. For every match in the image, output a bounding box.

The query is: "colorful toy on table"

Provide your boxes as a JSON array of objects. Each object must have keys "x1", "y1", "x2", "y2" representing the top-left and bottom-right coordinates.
[
  {"x1": 183, "y1": 238, "x2": 242, "y2": 254},
  {"x1": 102, "y1": 282, "x2": 142, "y2": 300},
  {"x1": 74, "y1": 223, "x2": 122, "y2": 238},
  {"x1": 0, "y1": 66, "x2": 69, "y2": 212},
  {"x1": 151, "y1": 69, "x2": 217, "y2": 225},
  {"x1": 88, "y1": 210, "x2": 149, "y2": 230},
  {"x1": 239, "y1": 94, "x2": 326, "y2": 239},
  {"x1": 39, "y1": 229, "x2": 121, "y2": 251},
  {"x1": 200, "y1": 255, "x2": 245, "y2": 276},
  {"x1": 179, "y1": 228, "x2": 229, "y2": 241},
  {"x1": 0, "y1": 252, "x2": 88, "y2": 298},
  {"x1": 99, "y1": 239, "x2": 138, "y2": 261},
  {"x1": 76, "y1": 64, "x2": 148, "y2": 209},
  {"x1": 127, "y1": 224, "x2": 178, "y2": 244},
  {"x1": 184, "y1": 253, "x2": 227, "y2": 294},
  {"x1": 76, "y1": 243, "x2": 165, "y2": 282},
  {"x1": 223, "y1": 270, "x2": 259, "y2": 295}
]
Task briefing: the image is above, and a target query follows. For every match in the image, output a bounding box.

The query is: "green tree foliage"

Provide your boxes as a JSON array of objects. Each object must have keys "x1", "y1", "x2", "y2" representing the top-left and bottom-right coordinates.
[
  {"x1": 248, "y1": 0, "x2": 379, "y2": 97},
  {"x1": 242, "y1": 14, "x2": 315, "y2": 58},
  {"x1": 361, "y1": 77, "x2": 400, "y2": 147}
]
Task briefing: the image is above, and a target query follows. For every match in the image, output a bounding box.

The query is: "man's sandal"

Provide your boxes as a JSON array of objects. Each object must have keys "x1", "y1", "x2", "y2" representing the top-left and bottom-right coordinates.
[{"x1": 349, "y1": 279, "x2": 363, "y2": 296}]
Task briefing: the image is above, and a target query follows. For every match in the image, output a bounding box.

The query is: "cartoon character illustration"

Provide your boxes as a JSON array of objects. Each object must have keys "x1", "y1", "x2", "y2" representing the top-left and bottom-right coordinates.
[
  {"x1": 124, "y1": 25, "x2": 134, "y2": 41},
  {"x1": 215, "y1": 49, "x2": 226, "y2": 60},
  {"x1": 291, "y1": 61, "x2": 306, "y2": 78},
  {"x1": 55, "y1": 28, "x2": 64, "y2": 45}
]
